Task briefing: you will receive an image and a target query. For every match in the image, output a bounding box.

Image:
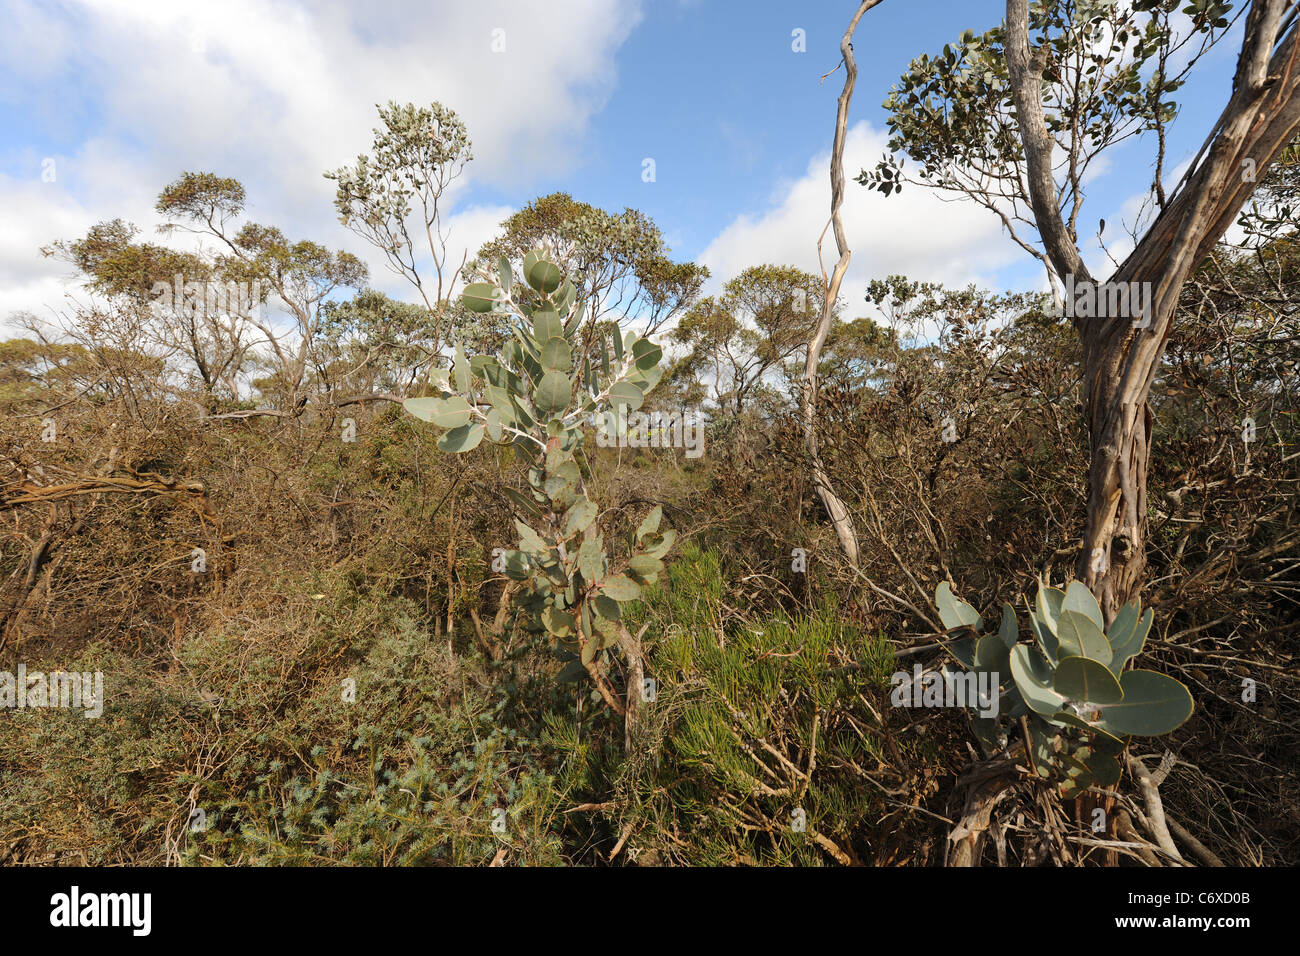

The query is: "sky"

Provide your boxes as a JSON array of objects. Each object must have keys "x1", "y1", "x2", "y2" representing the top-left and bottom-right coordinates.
[{"x1": 0, "y1": 0, "x2": 1252, "y2": 337}]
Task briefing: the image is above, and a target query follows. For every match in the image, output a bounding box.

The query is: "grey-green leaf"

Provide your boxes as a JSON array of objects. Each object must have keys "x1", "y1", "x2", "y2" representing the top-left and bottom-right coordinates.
[
  {"x1": 599, "y1": 574, "x2": 641, "y2": 602},
  {"x1": 1095, "y1": 669, "x2": 1194, "y2": 737},
  {"x1": 1056, "y1": 608, "x2": 1112, "y2": 665},
  {"x1": 533, "y1": 309, "x2": 563, "y2": 342},
  {"x1": 437, "y1": 422, "x2": 485, "y2": 453},
  {"x1": 1036, "y1": 582, "x2": 1064, "y2": 633},
  {"x1": 1010, "y1": 644, "x2": 1067, "y2": 717},
  {"x1": 998, "y1": 603, "x2": 1018, "y2": 649},
  {"x1": 540, "y1": 336, "x2": 572, "y2": 372},
  {"x1": 535, "y1": 372, "x2": 571, "y2": 415},
  {"x1": 404, "y1": 395, "x2": 472, "y2": 429},
  {"x1": 609, "y1": 381, "x2": 643, "y2": 412},
  {"x1": 1054, "y1": 655, "x2": 1124, "y2": 704},
  {"x1": 1063, "y1": 580, "x2": 1104, "y2": 631},
  {"x1": 562, "y1": 499, "x2": 597, "y2": 538},
  {"x1": 462, "y1": 282, "x2": 498, "y2": 313},
  {"x1": 936, "y1": 581, "x2": 981, "y2": 632},
  {"x1": 632, "y1": 337, "x2": 662, "y2": 371},
  {"x1": 526, "y1": 259, "x2": 563, "y2": 294},
  {"x1": 1107, "y1": 603, "x2": 1151, "y2": 675}
]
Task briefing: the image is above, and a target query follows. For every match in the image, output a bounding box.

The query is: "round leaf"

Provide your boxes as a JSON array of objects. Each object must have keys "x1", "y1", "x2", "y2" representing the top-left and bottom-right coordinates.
[
  {"x1": 404, "y1": 395, "x2": 472, "y2": 429},
  {"x1": 609, "y1": 381, "x2": 643, "y2": 412},
  {"x1": 535, "y1": 372, "x2": 572, "y2": 415},
  {"x1": 1054, "y1": 655, "x2": 1124, "y2": 704},
  {"x1": 1095, "y1": 670, "x2": 1194, "y2": 737},
  {"x1": 540, "y1": 336, "x2": 572, "y2": 372},
  {"x1": 437, "y1": 422, "x2": 485, "y2": 453},
  {"x1": 526, "y1": 259, "x2": 563, "y2": 294},
  {"x1": 462, "y1": 282, "x2": 498, "y2": 313}
]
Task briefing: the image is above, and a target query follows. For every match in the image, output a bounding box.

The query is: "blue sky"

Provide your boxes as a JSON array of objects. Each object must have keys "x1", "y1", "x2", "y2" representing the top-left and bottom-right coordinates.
[{"x1": 0, "y1": 0, "x2": 1250, "y2": 332}]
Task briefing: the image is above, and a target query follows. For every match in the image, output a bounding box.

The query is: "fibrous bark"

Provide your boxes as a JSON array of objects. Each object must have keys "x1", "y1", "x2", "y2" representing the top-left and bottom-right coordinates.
[{"x1": 1006, "y1": 0, "x2": 1300, "y2": 620}]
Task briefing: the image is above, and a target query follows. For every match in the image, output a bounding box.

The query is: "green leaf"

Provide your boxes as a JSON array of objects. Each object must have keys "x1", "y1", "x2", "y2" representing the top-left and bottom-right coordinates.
[
  {"x1": 1095, "y1": 670, "x2": 1194, "y2": 737},
  {"x1": 509, "y1": 392, "x2": 536, "y2": 429},
  {"x1": 404, "y1": 395, "x2": 472, "y2": 428},
  {"x1": 1036, "y1": 582, "x2": 1064, "y2": 634},
  {"x1": 998, "y1": 603, "x2": 1018, "y2": 649},
  {"x1": 1053, "y1": 715, "x2": 1129, "y2": 765},
  {"x1": 562, "y1": 499, "x2": 597, "y2": 538},
  {"x1": 542, "y1": 606, "x2": 576, "y2": 638},
  {"x1": 436, "y1": 421, "x2": 483, "y2": 452},
  {"x1": 1056, "y1": 609, "x2": 1112, "y2": 665},
  {"x1": 564, "y1": 300, "x2": 585, "y2": 337},
  {"x1": 540, "y1": 336, "x2": 572, "y2": 372},
  {"x1": 592, "y1": 594, "x2": 621, "y2": 620},
  {"x1": 944, "y1": 637, "x2": 975, "y2": 669},
  {"x1": 1106, "y1": 603, "x2": 1151, "y2": 675},
  {"x1": 599, "y1": 574, "x2": 641, "y2": 602},
  {"x1": 577, "y1": 535, "x2": 603, "y2": 586},
  {"x1": 535, "y1": 372, "x2": 572, "y2": 415},
  {"x1": 1027, "y1": 722, "x2": 1057, "y2": 778},
  {"x1": 631, "y1": 337, "x2": 662, "y2": 371},
  {"x1": 552, "y1": 280, "x2": 576, "y2": 315},
  {"x1": 426, "y1": 367, "x2": 451, "y2": 394},
  {"x1": 1063, "y1": 580, "x2": 1104, "y2": 631},
  {"x1": 640, "y1": 527, "x2": 676, "y2": 560},
  {"x1": 1027, "y1": 608, "x2": 1060, "y2": 665},
  {"x1": 533, "y1": 309, "x2": 564, "y2": 342},
  {"x1": 557, "y1": 658, "x2": 587, "y2": 684},
  {"x1": 514, "y1": 519, "x2": 550, "y2": 556},
  {"x1": 1010, "y1": 644, "x2": 1067, "y2": 717},
  {"x1": 635, "y1": 505, "x2": 663, "y2": 542},
  {"x1": 462, "y1": 282, "x2": 498, "y2": 313},
  {"x1": 936, "y1": 581, "x2": 981, "y2": 632},
  {"x1": 469, "y1": 354, "x2": 499, "y2": 378},
  {"x1": 608, "y1": 381, "x2": 643, "y2": 412},
  {"x1": 437, "y1": 422, "x2": 484, "y2": 453},
  {"x1": 610, "y1": 325, "x2": 624, "y2": 361},
  {"x1": 1054, "y1": 655, "x2": 1124, "y2": 704},
  {"x1": 526, "y1": 258, "x2": 563, "y2": 294},
  {"x1": 496, "y1": 256, "x2": 513, "y2": 292},
  {"x1": 1083, "y1": 752, "x2": 1122, "y2": 787},
  {"x1": 974, "y1": 632, "x2": 1010, "y2": 679},
  {"x1": 502, "y1": 550, "x2": 531, "y2": 581},
  {"x1": 453, "y1": 342, "x2": 471, "y2": 394},
  {"x1": 627, "y1": 554, "x2": 664, "y2": 580},
  {"x1": 636, "y1": 364, "x2": 664, "y2": 395}
]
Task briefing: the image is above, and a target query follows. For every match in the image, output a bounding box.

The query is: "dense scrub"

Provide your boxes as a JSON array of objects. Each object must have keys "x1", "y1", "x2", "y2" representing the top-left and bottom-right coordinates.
[{"x1": 2, "y1": 246, "x2": 1295, "y2": 865}]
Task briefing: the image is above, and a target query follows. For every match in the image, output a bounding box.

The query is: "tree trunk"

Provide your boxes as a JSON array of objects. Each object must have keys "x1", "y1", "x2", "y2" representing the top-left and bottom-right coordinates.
[
  {"x1": 1007, "y1": 0, "x2": 1300, "y2": 617},
  {"x1": 803, "y1": 0, "x2": 885, "y2": 571},
  {"x1": 1077, "y1": 385, "x2": 1153, "y2": 622}
]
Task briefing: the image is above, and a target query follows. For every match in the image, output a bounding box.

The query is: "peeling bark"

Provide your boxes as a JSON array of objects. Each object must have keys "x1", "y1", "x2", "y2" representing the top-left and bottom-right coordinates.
[{"x1": 1006, "y1": 0, "x2": 1300, "y2": 619}]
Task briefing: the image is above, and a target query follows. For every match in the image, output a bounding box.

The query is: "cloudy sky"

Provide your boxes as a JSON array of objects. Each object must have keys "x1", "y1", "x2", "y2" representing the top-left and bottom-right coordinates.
[{"x1": 0, "y1": 0, "x2": 1247, "y2": 336}]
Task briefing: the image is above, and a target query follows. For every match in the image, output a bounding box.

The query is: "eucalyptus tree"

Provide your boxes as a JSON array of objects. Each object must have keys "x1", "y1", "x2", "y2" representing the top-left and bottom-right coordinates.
[
  {"x1": 861, "y1": 0, "x2": 1300, "y2": 619},
  {"x1": 156, "y1": 172, "x2": 368, "y2": 418},
  {"x1": 672, "y1": 264, "x2": 826, "y2": 416},
  {"x1": 470, "y1": 192, "x2": 709, "y2": 340},
  {"x1": 325, "y1": 101, "x2": 473, "y2": 353},
  {"x1": 42, "y1": 217, "x2": 257, "y2": 407}
]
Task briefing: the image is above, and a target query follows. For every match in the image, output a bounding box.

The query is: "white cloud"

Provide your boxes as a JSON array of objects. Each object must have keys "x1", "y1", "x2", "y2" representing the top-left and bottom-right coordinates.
[
  {"x1": 698, "y1": 122, "x2": 1025, "y2": 320},
  {"x1": 0, "y1": 0, "x2": 642, "y2": 331}
]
